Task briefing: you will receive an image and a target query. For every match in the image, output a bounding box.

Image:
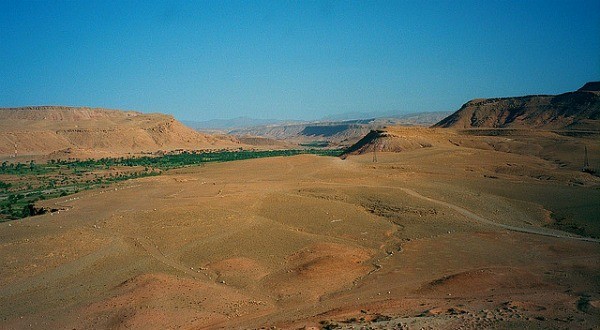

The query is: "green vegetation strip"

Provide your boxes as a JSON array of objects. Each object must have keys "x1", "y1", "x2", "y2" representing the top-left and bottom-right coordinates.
[{"x1": 0, "y1": 148, "x2": 343, "y2": 221}]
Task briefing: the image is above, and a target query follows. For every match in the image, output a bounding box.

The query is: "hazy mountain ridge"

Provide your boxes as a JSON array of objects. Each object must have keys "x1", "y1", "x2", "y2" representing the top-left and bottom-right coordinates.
[
  {"x1": 228, "y1": 112, "x2": 451, "y2": 146},
  {"x1": 186, "y1": 111, "x2": 450, "y2": 131},
  {"x1": 182, "y1": 117, "x2": 302, "y2": 131},
  {"x1": 433, "y1": 83, "x2": 600, "y2": 130}
]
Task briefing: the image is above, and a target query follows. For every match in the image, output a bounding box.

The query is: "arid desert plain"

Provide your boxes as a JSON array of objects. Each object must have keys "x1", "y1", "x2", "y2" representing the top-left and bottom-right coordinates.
[{"x1": 1, "y1": 125, "x2": 599, "y2": 329}]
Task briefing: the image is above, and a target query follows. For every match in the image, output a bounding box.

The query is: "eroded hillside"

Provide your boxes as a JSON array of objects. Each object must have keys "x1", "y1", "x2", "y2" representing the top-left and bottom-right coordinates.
[{"x1": 0, "y1": 107, "x2": 241, "y2": 158}]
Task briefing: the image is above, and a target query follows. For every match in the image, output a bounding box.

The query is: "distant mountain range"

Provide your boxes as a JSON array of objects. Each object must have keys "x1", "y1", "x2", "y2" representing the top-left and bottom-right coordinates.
[
  {"x1": 184, "y1": 111, "x2": 451, "y2": 131},
  {"x1": 226, "y1": 112, "x2": 451, "y2": 147},
  {"x1": 182, "y1": 117, "x2": 302, "y2": 131},
  {"x1": 433, "y1": 82, "x2": 600, "y2": 130}
]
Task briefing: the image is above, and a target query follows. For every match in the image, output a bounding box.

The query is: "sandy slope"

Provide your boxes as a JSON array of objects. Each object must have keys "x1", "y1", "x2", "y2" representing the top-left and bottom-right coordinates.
[{"x1": 0, "y1": 132, "x2": 599, "y2": 329}]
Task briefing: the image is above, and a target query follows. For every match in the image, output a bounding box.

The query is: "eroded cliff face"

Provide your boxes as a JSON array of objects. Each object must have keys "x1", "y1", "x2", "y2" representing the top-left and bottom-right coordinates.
[{"x1": 433, "y1": 83, "x2": 600, "y2": 130}]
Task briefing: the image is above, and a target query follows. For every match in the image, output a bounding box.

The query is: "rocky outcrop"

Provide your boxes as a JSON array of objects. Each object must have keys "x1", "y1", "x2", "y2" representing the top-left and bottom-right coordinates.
[{"x1": 433, "y1": 83, "x2": 600, "y2": 130}]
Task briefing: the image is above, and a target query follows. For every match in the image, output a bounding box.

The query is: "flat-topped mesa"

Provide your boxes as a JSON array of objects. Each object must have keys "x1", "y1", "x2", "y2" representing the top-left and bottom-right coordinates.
[
  {"x1": 578, "y1": 81, "x2": 600, "y2": 92},
  {"x1": 0, "y1": 106, "x2": 148, "y2": 121},
  {"x1": 433, "y1": 82, "x2": 600, "y2": 130},
  {"x1": 0, "y1": 106, "x2": 241, "y2": 158}
]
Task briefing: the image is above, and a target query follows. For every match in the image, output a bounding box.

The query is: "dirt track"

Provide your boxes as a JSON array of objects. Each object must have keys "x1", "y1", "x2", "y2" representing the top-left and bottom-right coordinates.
[
  {"x1": 315, "y1": 180, "x2": 600, "y2": 243},
  {"x1": 399, "y1": 187, "x2": 600, "y2": 243}
]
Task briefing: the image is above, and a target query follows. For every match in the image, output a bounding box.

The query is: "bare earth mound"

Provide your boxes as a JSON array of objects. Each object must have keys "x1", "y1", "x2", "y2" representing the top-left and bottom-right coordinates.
[
  {"x1": 0, "y1": 106, "x2": 241, "y2": 158},
  {"x1": 343, "y1": 127, "x2": 449, "y2": 155}
]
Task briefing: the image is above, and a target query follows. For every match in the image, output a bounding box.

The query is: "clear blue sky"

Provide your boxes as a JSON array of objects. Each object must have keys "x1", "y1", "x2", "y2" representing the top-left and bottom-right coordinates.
[{"x1": 1, "y1": 0, "x2": 599, "y2": 121}]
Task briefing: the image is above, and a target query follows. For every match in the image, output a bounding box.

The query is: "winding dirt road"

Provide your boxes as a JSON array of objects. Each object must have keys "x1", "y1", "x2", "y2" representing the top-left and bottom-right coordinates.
[
  {"x1": 313, "y1": 180, "x2": 600, "y2": 243},
  {"x1": 399, "y1": 187, "x2": 600, "y2": 243}
]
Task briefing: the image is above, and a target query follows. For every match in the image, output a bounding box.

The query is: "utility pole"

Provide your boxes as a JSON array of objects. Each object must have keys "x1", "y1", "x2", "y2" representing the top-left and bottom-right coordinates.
[
  {"x1": 373, "y1": 141, "x2": 378, "y2": 163},
  {"x1": 583, "y1": 145, "x2": 589, "y2": 171}
]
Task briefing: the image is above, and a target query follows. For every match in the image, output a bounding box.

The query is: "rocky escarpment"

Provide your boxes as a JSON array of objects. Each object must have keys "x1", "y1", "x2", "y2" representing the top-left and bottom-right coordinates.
[{"x1": 433, "y1": 82, "x2": 600, "y2": 130}]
